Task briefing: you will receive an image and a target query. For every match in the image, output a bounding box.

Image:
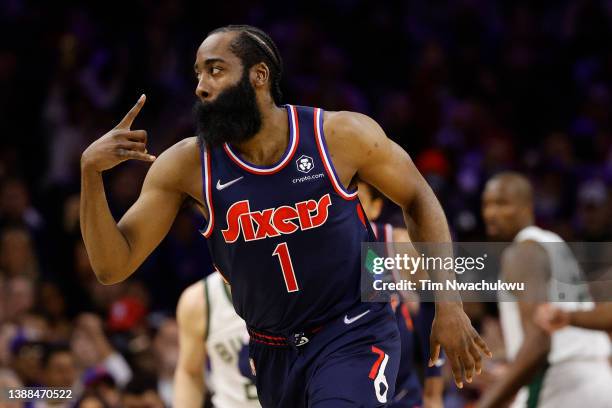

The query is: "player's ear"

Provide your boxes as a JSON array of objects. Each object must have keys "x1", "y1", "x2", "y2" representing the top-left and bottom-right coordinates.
[{"x1": 251, "y1": 62, "x2": 270, "y2": 88}]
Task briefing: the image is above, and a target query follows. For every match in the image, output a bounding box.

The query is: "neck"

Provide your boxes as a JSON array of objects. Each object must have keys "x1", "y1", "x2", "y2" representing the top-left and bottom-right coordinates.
[{"x1": 231, "y1": 103, "x2": 288, "y2": 166}]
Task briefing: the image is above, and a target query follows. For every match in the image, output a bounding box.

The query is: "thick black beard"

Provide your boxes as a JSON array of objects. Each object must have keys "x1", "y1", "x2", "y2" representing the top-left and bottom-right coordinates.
[{"x1": 194, "y1": 72, "x2": 262, "y2": 147}]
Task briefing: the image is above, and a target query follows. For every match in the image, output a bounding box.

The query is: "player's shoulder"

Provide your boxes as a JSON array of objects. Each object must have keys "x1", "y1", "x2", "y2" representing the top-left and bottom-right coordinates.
[
  {"x1": 321, "y1": 110, "x2": 389, "y2": 166},
  {"x1": 323, "y1": 110, "x2": 383, "y2": 140},
  {"x1": 157, "y1": 136, "x2": 200, "y2": 164},
  {"x1": 502, "y1": 240, "x2": 549, "y2": 282},
  {"x1": 177, "y1": 279, "x2": 206, "y2": 322},
  {"x1": 504, "y1": 240, "x2": 548, "y2": 261},
  {"x1": 146, "y1": 137, "x2": 200, "y2": 187}
]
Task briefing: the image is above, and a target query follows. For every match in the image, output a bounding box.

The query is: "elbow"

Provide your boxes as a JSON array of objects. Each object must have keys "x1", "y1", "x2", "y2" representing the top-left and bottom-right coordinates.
[
  {"x1": 401, "y1": 188, "x2": 433, "y2": 218},
  {"x1": 94, "y1": 267, "x2": 127, "y2": 285}
]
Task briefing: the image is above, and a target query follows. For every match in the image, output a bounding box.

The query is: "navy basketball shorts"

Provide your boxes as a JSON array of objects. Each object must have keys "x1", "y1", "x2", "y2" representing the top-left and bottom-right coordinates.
[{"x1": 248, "y1": 302, "x2": 401, "y2": 408}]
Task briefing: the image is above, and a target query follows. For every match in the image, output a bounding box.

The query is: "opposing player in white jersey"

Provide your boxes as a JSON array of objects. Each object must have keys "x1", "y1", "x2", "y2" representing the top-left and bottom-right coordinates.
[
  {"x1": 174, "y1": 271, "x2": 260, "y2": 408},
  {"x1": 479, "y1": 172, "x2": 612, "y2": 408}
]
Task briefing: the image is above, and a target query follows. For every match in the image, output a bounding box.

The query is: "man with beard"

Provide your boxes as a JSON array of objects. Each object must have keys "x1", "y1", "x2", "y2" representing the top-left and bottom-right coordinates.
[{"x1": 80, "y1": 25, "x2": 490, "y2": 407}]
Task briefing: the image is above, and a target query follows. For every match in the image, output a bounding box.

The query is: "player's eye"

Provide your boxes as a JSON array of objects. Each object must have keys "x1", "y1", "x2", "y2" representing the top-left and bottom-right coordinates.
[{"x1": 211, "y1": 66, "x2": 222, "y2": 75}]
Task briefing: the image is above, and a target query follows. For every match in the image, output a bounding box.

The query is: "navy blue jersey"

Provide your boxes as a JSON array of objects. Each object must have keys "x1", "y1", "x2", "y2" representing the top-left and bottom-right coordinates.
[{"x1": 200, "y1": 105, "x2": 374, "y2": 334}]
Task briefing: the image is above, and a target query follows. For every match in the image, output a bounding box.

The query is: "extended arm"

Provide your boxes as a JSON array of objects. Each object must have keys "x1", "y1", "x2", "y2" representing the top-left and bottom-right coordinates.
[
  {"x1": 324, "y1": 111, "x2": 490, "y2": 388},
  {"x1": 536, "y1": 302, "x2": 612, "y2": 332},
  {"x1": 568, "y1": 304, "x2": 612, "y2": 330}
]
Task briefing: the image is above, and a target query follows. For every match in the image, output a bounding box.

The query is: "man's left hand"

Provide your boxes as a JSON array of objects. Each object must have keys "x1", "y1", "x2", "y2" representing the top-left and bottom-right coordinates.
[{"x1": 429, "y1": 303, "x2": 492, "y2": 388}]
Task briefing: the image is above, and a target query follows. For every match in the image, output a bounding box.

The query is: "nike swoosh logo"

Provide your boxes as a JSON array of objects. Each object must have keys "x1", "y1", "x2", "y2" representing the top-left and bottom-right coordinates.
[
  {"x1": 216, "y1": 176, "x2": 244, "y2": 190},
  {"x1": 344, "y1": 309, "x2": 370, "y2": 324}
]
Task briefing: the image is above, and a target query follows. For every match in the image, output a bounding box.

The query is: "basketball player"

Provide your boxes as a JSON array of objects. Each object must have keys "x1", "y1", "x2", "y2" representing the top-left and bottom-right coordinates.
[
  {"x1": 358, "y1": 181, "x2": 444, "y2": 408},
  {"x1": 535, "y1": 302, "x2": 612, "y2": 333},
  {"x1": 80, "y1": 25, "x2": 490, "y2": 407},
  {"x1": 478, "y1": 172, "x2": 612, "y2": 408},
  {"x1": 174, "y1": 271, "x2": 260, "y2": 407}
]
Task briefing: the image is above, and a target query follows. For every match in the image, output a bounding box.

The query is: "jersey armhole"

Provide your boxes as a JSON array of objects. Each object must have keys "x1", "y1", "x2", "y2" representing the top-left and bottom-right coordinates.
[
  {"x1": 312, "y1": 108, "x2": 359, "y2": 200},
  {"x1": 198, "y1": 143, "x2": 215, "y2": 238}
]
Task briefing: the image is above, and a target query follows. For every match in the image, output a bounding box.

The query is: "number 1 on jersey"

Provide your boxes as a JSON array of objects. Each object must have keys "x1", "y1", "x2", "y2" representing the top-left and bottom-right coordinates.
[{"x1": 272, "y1": 242, "x2": 299, "y2": 292}]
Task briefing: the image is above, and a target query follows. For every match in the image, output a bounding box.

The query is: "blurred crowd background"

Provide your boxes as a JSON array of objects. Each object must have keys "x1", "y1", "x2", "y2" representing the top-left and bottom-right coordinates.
[{"x1": 0, "y1": 0, "x2": 611, "y2": 406}]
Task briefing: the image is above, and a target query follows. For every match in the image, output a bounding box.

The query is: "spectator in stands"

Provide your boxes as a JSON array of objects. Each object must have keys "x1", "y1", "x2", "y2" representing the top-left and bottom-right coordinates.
[
  {"x1": 121, "y1": 375, "x2": 165, "y2": 408},
  {"x1": 71, "y1": 313, "x2": 132, "y2": 388},
  {"x1": 0, "y1": 227, "x2": 39, "y2": 279}
]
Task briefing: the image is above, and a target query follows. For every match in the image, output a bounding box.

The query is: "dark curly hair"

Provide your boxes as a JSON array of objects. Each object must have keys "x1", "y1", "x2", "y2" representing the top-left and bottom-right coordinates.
[{"x1": 208, "y1": 25, "x2": 283, "y2": 105}]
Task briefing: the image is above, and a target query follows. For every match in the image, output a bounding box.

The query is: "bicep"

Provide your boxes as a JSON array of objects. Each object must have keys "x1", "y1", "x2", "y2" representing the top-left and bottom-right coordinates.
[
  {"x1": 117, "y1": 155, "x2": 186, "y2": 271},
  {"x1": 351, "y1": 118, "x2": 429, "y2": 210}
]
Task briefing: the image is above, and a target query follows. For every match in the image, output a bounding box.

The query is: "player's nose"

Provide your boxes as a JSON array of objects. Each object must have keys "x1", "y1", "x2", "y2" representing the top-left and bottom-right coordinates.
[
  {"x1": 195, "y1": 78, "x2": 211, "y2": 101},
  {"x1": 482, "y1": 206, "x2": 496, "y2": 223}
]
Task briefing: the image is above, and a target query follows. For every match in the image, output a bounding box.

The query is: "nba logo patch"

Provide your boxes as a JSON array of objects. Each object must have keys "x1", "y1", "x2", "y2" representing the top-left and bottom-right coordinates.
[{"x1": 296, "y1": 155, "x2": 314, "y2": 173}]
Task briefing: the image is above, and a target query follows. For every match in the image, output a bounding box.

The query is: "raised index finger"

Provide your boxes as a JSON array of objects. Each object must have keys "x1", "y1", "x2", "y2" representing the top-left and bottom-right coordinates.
[{"x1": 115, "y1": 94, "x2": 146, "y2": 130}]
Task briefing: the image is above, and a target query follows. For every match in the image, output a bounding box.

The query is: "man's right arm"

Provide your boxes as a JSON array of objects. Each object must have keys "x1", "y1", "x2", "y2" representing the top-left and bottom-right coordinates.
[
  {"x1": 80, "y1": 95, "x2": 194, "y2": 284},
  {"x1": 81, "y1": 156, "x2": 186, "y2": 284},
  {"x1": 174, "y1": 281, "x2": 207, "y2": 408}
]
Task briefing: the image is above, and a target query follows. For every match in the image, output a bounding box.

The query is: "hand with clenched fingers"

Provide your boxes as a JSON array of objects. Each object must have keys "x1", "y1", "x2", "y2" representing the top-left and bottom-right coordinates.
[{"x1": 81, "y1": 94, "x2": 155, "y2": 172}]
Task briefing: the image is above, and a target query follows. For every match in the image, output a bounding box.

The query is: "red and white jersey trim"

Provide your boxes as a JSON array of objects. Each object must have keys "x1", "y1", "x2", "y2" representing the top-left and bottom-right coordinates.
[
  {"x1": 313, "y1": 108, "x2": 358, "y2": 200},
  {"x1": 201, "y1": 147, "x2": 215, "y2": 238},
  {"x1": 223, "y1": 105, "x2": 299, "y2": 175}
]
